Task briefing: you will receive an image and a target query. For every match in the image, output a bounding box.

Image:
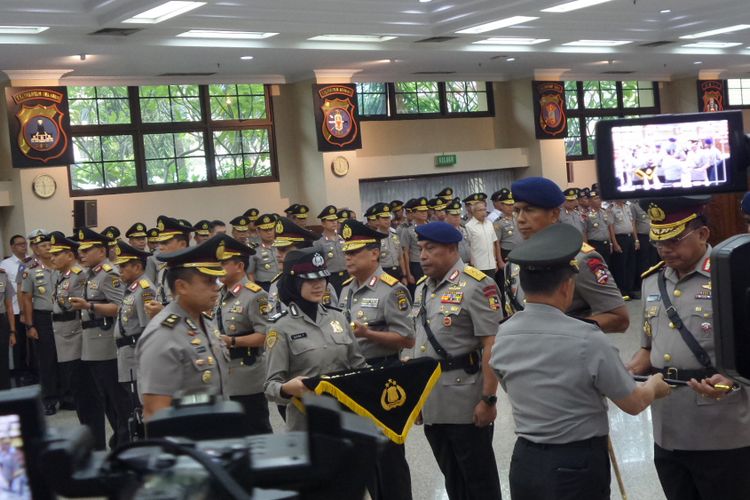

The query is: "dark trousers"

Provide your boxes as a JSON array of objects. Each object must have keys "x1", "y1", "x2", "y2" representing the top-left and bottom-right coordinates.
[
  {"x1": 480, "y1": 269, "x2": 496, "y2": 281},
  {"x1": 60, "y1": 359, "x2": 107, "y2": 450},
  {"x1": 500, "y1": 248, "x2": 511, "y2": 262},
  {"x1": 86, "y1": 359, "x2": 132, "y2": 448},
  {"x1": 33, "y1": 310, "x2": 58, "y2": 405},
  {"x1": 610, "y1": 234, "x2": 636, "y2": 295},
  {"x1": 256, "y1": 281, "x2": 271, "y2": 292},
  {"x1": 0, "y1": 314, "x2": 10, "y2": 390},
  {"x1": 12, "y1": 315, "x2": 36, "y2": 386},
  {"x1": 367, "y1": 439, "x2": 412, "y2": 500},
  {"x1": 654, "y1": 444, "x2": 750, "y2": 500},
  {"x1": 634, "y1": 233, "x2": 659, "y2": 291},
  {"x1": 230, "y1": 393, "x2": 272, "y2": 435},
  {"x1": 588, "y1": 240, "x2": 613, "y2": 269},
  {"x1": 424, "y1": 423, "x2": 501, "y2": 500},
  {"x1": 407, "y1": 262, "x2": 424, "y2": 297},
  {"x1": 509, "y1": 435, "x2": 609, "y2": 500},
  {"x1": 328, "y1": 271, "x2": 349, "y2": 297},
  {"x1": 383, "y1": 266, "x2": 404, "y2": 282}
]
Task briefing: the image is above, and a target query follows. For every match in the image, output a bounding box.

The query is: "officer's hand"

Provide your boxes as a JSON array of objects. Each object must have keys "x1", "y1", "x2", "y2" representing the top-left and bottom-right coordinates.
[
  {"x1": 688, "y1": 374, "x2": 736, "y2": 401},
  {"x1": 144, "y1": 301, "x2": 164, "y2": 319},
  {"x1": 473, "y1": 400, "x2": 497, "y2": 427},
  {"x1": 400, "y1": 277, "x2": 408, "y2": 286},
  {"x1": 634, "y1": 239, "x2": 641, "y2": 249},
  {"x1": 351, "y1": 321, "x2": 369, "y2": 338},
  {"x1": 625, "y1": 348, "x2": 652, "y2": 375},
  {"x1": 27, "y1": 326, "x2": 38, "y2": 340},
  {"x1": 282, "y1": 376, "x2": 309, "y2": 398},
  {"x1": 648, "y1": 373, "x2": 671, "y2": 399},
  {"x1": 68, "y1": 297, "x2": 89, "y2": 311},
  {"x1": 220, "y1": 335, "x2": 232, "y2": 348},
  {"x1": 613, "y1": 243, "x2": 623, "y2": 253},
  {"x1": 9, "y1": 333, "x2": 16, "y2": 347}
]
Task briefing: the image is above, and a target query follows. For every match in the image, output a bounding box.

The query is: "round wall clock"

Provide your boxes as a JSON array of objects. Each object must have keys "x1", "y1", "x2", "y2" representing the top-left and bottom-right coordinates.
[
  {"x1": 32, "y1": 174, "x2": 57, "y2": 199},
  {"x1": 331, "y1": 156, "x2": 350, "y2": 177}
]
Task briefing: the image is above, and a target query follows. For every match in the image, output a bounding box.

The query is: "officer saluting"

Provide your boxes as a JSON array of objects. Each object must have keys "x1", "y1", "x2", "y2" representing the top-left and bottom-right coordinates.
[
  {"x1": 491, "y1": 223, "x2": 669, "y2": 500},
  {"x1": 410, "y1": 222, "x2": 503, "y2": 500},
  {"x1": 627, "y1": 196, "x2": 750, "y2": 500},
  {"x1": 136, "y1": 235, "x2": 230, "y2": 421}
]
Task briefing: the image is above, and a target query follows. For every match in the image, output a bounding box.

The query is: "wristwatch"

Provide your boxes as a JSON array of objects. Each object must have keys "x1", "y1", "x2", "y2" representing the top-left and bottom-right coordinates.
[{"x1": 481, "y1": 395, "x2": 498, "y2": 406}]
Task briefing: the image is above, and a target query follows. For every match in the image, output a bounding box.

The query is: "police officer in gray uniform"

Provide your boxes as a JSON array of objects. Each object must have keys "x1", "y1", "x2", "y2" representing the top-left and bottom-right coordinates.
[
  {"x1": 216, "y1": 234, "x2": 272, "y2": 435},
  {"x1": 21, "y1": 231, "x2": 58, "y2": 415},
  {"x1": 48, "y1": 232, "x2": 106, "y2": 450},
  {"x1": 150, "y1": 216, "x2": 192, "y2": 312},
  {"x1": 136, "y1": 235, "x2": 230, "y2": 421},
  {"x1": 264, "y1": 247, "x2": 367, "y2": 431},
  {"x1": 609, "y1": 200, "x2": 639, "y2": 297},
  {"x1": 491, "y1": 189, "x2": 523, "y2": 262},
  {"x1": 314, "y1": 205, "x2": 348, "y2": 295},
  {"x1": 559, "y1": 187, "x2": 587, "y2": 236},
  {"x1": 400, "y1": 197, "x2": 430, "y2": 294},
  {"x1": 492, "y1": 223, "x2": 670, "y2": 500},
  {"x1": 503, "y1": 177, "x2": 629, "y2": 332},
  {"x1": 627, "y1": 196, "x2": 750, "y2": 500},
  {"x1": 631, "y1": 200, "x2": 659, "y2": 289},
  {"x1": 584, "y1": 186, "x2": 614, "y2": 267},
  {"x1": 443, "y1": 198, "x2": 472, "y2": 264},
  {"x1": 365, "y1": 202, "x2": 408, "y2": 283},
  {"x1": 125, "y1": 222, "x2": 148, "y2": 251},
  {"x1": 0, "y1": 263, "x2": 15, "y2": 391},
  {"x1": 69, "y1": 228, "x2": 132, "y2": 447},
  {"x1": 339, "y1": 219, "x2": 414, "y2": 500},
  {"x1": 248, "y1": 213, "x2": 279, "y2": 291},
  {"x1": 410, "y1": 221, "x2": 503, "y2": 500}
]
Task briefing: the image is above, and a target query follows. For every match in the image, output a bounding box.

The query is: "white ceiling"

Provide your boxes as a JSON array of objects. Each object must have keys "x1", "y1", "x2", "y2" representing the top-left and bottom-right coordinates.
[{"x1": 1, "y1": 0, "x2": 750, "y2": 84}]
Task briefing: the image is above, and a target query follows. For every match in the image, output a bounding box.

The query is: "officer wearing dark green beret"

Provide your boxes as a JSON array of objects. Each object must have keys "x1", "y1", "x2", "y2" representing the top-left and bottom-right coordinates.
[
  {"x1": 314, "y1": 205, "x2": 348, "y2": 294},
  {"x1": 248, "y1": 214, "x2": 279, "y2": 291},
  {"x1": 136, "y1": 235, "x2": 230, "y2": 421},
  {"x1": 492, "y1": 223, "x2": 669, "y2": 500},
  {"x1": 125, "y1": 223, "x2": 148, "y2": 251},
  {"x1": 192, "y1": 220, "x2": 211, "y2": 245},
  {"x1": 626, "y1": 196, "x2": 750, "y2": 500}
]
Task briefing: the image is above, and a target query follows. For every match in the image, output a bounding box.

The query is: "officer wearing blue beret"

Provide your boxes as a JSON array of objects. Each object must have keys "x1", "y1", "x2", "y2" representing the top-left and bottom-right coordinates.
[
  {"x1": 409, "y1": 221, "x2": 503, "y2": 500},
  {"x1": 741, "y1": 192, "x2": 750, "y2": 231},
  {"x1": 503, "y1": 177, "x2": 629, "y2": 333}
]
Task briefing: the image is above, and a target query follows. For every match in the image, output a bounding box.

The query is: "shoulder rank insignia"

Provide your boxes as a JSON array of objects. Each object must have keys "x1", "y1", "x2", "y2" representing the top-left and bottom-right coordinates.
[
  {"x1": 342, "y1": 276, "x2": 354, "y2": 286},
  {"x1": 416, "y1": 275, "x2": 428, "y2": 285},
  {"x1": 245, "y1": 281, "x2": 262, "y2": 293},
  {"x1": 641, "y1": 261, "x2": 666, "y2": 279},
  {"x1": 201, "y1": 310, "x2": 215, "y2": 320},
  {"x1": 71, "y1": 266, "x2": 82, "y2": 274},
  {"x1": 380, "y1": 273, "x2": 398, "y2": 287},
  {"x1": 139, "y1": 279, "x2": 152, "y2": 289},
  {"x1": 463, "y1": 265, "x2": 487, "y2": 282},
  {"x1": 162, "y1": 314, "x2": 180, "y2": 328},
  {"x1": 102, "y1": 263, "x2": 113, "y2": 272},
  {"x1": 581, "y1": 242, "x2": 595, "y2": 254},
  {"x1": 268, "y1": 310, "x2": 288, "y2": 323}
]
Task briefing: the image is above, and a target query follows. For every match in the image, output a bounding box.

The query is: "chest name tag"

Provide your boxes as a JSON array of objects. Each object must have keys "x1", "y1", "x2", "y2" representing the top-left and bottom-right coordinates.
[
  {"x1": 291, "y1": 333, "x2": 308, "y2": 340},
  {"x1": 440, "y1": 292, "x2": 463, "y2": 304},
  {"x1": 646, "y1": 294, "x2": 660, "y2": 302},
  {"x1": 360, "y1": 297, "x2": 379, "y2": 308}
]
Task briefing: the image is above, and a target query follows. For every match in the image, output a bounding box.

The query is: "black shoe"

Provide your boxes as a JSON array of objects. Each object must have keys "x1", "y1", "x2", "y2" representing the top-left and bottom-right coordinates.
[
  {"x1": 630, "y1": 291, "x2": 642, "y2": 300},
  {"x1": 44, "y1": 403, "x2": 57, "y2": 416},
  {"x1": 59, "y1": 401, "x2": 76, "y2": 411}
]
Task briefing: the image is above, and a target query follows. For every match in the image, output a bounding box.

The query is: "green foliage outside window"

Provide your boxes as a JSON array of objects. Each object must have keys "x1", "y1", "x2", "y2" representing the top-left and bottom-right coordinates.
[
  {"x1": 69, "y1": 86, "x2": 130, "y2": 125},
  {"x1": 213, "y1": 129, "x2": 272, "y2": 180},
  {"x1": 356, "y1": 83, "x2": 388, "y2": 116},
  {"x1": 70, "y1": 135, "x2": 136, "y2": 189},
  {"x1": 139, "y1": 85, "x2": 201, "y2": 123},
  {"x1": 208, "y1": 83, "x2": 266, "y2": 120},
  {"x1": 394, "y1": 82, "x2": 440, "y2": 114},
  {"x1": 445, "y1": 81, "x2": 488, "y2": 113}
]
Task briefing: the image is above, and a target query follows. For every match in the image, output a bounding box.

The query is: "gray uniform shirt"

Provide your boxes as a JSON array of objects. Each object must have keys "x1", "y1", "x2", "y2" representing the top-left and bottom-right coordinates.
[
  {"x1": 585, "y1": 208, "x2": 612, "y2": 242},
  {"x1": 0, "y1": 271, "x2": 9, "y2": 315},
  {"x1": 155, "y1": 262, "x2": 173, "y2": 305},
  {"x1": 313, "y1": 235, "x2": 346, "y2": 273},
  {"x1": 492, "y1": 303, "x2": 636, "y2": 444},
  {"x1": 218, "y1": 278, "x2": 270, "y2": 396},
  {"x1": 248, "y1": 243, "x2": 279, "y2": 282},
  {"x1": 379, "y1": 229, "x2": 402, "y2": 270},
  {"x1": 400, "y1": 224, "x2": 424, "y2": 263},
  {"x1": 493, "y1": 214, "x2": 523, "y2": 251},
  {"x1": 339, "y1": 268, "x2": 414, "y2": 359},
  {"x1": 264, "y1": 302, "x2": 367, "y2": 431},
  {"x1": 631, "y1": 203, "x2": 651, "y2": 235},
  {"x1": 81, "y1": 260, "x2": 123, "y2": 361},
  {"x1": 610, "y1": 203, "x2": 635, "y2": 235},
  {"x1": 51, "y1": 266, "x2": 86, "y2": 362},
  {"x1": 144, "y1": 254, "x2": 159, "y2": 283},
  {"x1": 21, "y1": 261, "x2": 54, "y2": 311},
  {"x1": 457, "y1": 226, "x2": 472, "y2": 264},
  {"x1": 114, "y1": 275, "x2": 157, "y2": 383},
  {"x1": 641, "y1": 248, "x2": 750, "y2": 450},
  {"x1": 412, "y1": 260, "x2": 501, "y2": 424},
  {"x1": 559, "y1": 209, "x2": 586, "y2": 235},
  {"x1": 136, "y1": 301, "x2": 229, "y2": 402}
]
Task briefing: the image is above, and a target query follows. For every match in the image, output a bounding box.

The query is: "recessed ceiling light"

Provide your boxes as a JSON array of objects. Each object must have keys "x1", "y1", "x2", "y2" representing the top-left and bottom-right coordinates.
[
  {"x1": 123, "y1": 1, "x2": 205, "y2": 24},
  {"x1": 683, "y1": 41, "x2": 742, "y2": 48},
  {"x1": 308, "y1": 34, "x2": 397, "y2": 42},
  {"x1": 0, "y1": 26, "x2": 49, "y2": 34},
  {"x1": 456, "y1": 16, "x2": 538, "y2": 34},
  {"x1": 680, "y1": 24, "x2": 750, "y2": 39},
  {"x1": 660, "y1": 9, "x2": 671, "y2": 14},
  {"x1": 542, "y1": 0, "x2": 613, "y2": 14},
  {"x1": 177, "y1": 30, "x2": 278, "y2": 39},
  {"x1": 694, "y1": 61, "x2": 703, "y2": 64},
  {"x1": 473, "y1": 37, "x2": 550, "y2": 45},
  {"x1": 507, "y1": 57, "x2": 516, "y2": 62},
  {"x1": 240, "y1": 56, "x2": 254, "y2": 60},
  {"x1": 563, "y1": 39, "x2": 632, "y2": 46},
  {"x1": 419, "y1": 0, "x2": 433, "y2": 3}
]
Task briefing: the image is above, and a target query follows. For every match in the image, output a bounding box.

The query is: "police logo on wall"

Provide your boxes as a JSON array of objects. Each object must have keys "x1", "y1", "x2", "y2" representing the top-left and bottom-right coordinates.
[
  {"x1": 697, "y1": 80, "x2": 725, "y2": 112},
  {"x1": 4, "y1": 87, "x2": 74, "y2": 168},
  {"x1": 312, "y1": 84, "x2": 362, "y2": 151},
  {"x1": 532, "y1": 81, "x2": 567, "y2": 139}
]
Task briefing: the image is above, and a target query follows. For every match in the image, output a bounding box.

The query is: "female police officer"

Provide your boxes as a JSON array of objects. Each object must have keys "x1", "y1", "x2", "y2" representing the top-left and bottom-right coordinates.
[{"x1": 264, "y1": 247, "x2": 366, "y2": 431}]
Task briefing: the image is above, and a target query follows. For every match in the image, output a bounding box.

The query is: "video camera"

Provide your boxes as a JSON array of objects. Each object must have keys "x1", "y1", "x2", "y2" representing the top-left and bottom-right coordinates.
[
  {"x1": 2, "y1": 386, "x2": 386, "y2": 499},
  {"x1": 596, "y1": 110, "x2": 750, "y2": 384}
]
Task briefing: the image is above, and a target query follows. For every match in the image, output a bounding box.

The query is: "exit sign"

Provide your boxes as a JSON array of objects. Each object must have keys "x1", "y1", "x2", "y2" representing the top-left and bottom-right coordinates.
[{"x1": 435, "y1": 154, "x2": 457, "y2": 167}]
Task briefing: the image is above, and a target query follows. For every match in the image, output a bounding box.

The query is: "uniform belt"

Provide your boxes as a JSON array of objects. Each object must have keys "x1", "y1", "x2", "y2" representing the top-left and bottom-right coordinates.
[
  {"x1": 655, "y1": 367, "x2": 715, "y2": 382},
  {"x1": 81, "y1": 318, "x2": 112, "y2": 330},
  {"x1": 52, "y1": 311, "x2": 78, "y2": 322},
  {"x1": 229, "y1": 347, "x2": 260, "y2": 362},
  {"x1": 438, "y1": 350, "x2": 481, "y2": 374},
  {"x1": 589, "y1": 239, "x2": 610, "y2": 245},
  {"x1": 365, "y1": 353, "x2": 400, "y2": 366},
  {"x1": 517, "y1": 435, "x2": 607, "y2": 450},
  {"x1": 116, "y1": 333, "x2": 141, "y2": 349}
]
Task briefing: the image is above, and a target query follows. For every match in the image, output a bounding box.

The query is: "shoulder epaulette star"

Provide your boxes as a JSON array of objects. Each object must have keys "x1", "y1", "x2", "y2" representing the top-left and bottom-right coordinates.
[
  {"x1": 101, "y1": 263, "x2": 113, "y2": 272},
  {"x1": 416, "y1": 275, "x2": 428, "y2": 285},
  {"x1": 161, "y1": 314, "x2": 180, "y2": 328},
  {"x1": 641, "y1": 261, "x2": 665, "y2": 280},
  {"x1": 268, "y1": 310, "x2": 288, "y2": 323},
  {"x1": 581, "y1": 242, "x2": 595, "y2": 254},
  {"x1": 139, "y1": 279, "x2": 152, "y2": 289},
  {"x1": 342, "y1": 276, "x2": 354, "y2": 286},
  {"x1": 463, "y1": 265, "x2": 487, "y2": 282},
  {"x1": 380, "y1": 273, "x2": 398, "y2": 287},
  {"x1": 71, "y1": 266, "x2": 82, "y2": 274},
  {"x1": 245, "y1": 281, "x2": 262, "y2": 293}
]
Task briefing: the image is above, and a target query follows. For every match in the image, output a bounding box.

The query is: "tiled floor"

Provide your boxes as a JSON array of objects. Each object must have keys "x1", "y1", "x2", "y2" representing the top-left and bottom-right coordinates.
[{"x1": 47, "y1": 300, "x2": 667, "y2": 499}]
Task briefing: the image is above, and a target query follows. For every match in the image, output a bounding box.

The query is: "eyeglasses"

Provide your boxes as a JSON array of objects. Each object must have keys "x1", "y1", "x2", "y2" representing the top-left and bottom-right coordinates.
[{"x1": 650, "y1": 229, "x2": 697, "y2": 249}]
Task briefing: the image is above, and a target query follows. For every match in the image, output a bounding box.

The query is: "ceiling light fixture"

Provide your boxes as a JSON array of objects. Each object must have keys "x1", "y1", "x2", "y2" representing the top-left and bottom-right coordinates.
[
  {"x1": 419, "y1": 0, "x2": 433, "y2": 3},
  {"x1": 123, "y1": 1, "x2": 205, "y2": 24},
  {"x1": 541, "y1": 0, "x2": 613, "y2": 13},
  {"x1": 240, "y1": 55, "x2": 254, "y2": 60},
  {"x1": 0, "y1": 26, "x2": 49, "y2": 34},
  {"x1": 683, "y1": 41, "x2": 742, "y2": 48},
  {"x1": 177, "y1": 30, "x2": 278, "y2": 39},
  {"x1": 694, "y1": 61, "x2": 702, "y2": 64},
  {"x1": 680, "y1": 24, "x2": 750, "y2": 39},
  {"x1": 456, "y1": 16, "x2": 538, "y2": 34},
  {"x1": 660, "y1": 9, "x2": 671, "y2": 14},
  {"x1": 563, "y1": 39, "x2": 632, "y2": 46},
  {"x1": 308, "y1": 34, "x2": 396, "y2": 42},
  {"x1": 79, "y1": 53, "x2": 87, "y2": 61},
  {"x1": 506, "y1": 57, "x2": 516, "y2": 62},
  {"x1": 473, "y1": 37, "x2": 549, "y2": 45}
]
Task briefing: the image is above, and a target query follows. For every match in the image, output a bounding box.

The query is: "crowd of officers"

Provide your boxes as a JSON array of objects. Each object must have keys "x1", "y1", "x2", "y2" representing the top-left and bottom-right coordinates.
[{"x1": 0, "y1": 182, "x2": 748, "y2": 500}]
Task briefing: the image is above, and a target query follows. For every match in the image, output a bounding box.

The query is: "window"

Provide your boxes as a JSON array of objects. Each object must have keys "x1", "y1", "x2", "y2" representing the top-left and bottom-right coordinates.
[
  {"x1": 564, "y1": 80, "x2": 660, "y2": 159},
  {"x1": 727, "y1": 79, "x2": 750, "y2": 107},
  {"x1": 68, "y1": 84, "x2": 277, "y2": 196},
  {"x1": 355, "y1": 81, "x2": 494, "y2": 120}
]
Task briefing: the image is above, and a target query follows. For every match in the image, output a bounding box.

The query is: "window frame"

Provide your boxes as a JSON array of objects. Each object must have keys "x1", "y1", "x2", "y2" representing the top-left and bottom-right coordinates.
[
  {"x1": 724, "y1": 78, "x2": 750, "y2": 109},
  {"x1": 564, "y1": 80, "x2": 661, "y2": 161},
  {"x1": 68, "y1": 84, "x2": 279, "y2": 197}
]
